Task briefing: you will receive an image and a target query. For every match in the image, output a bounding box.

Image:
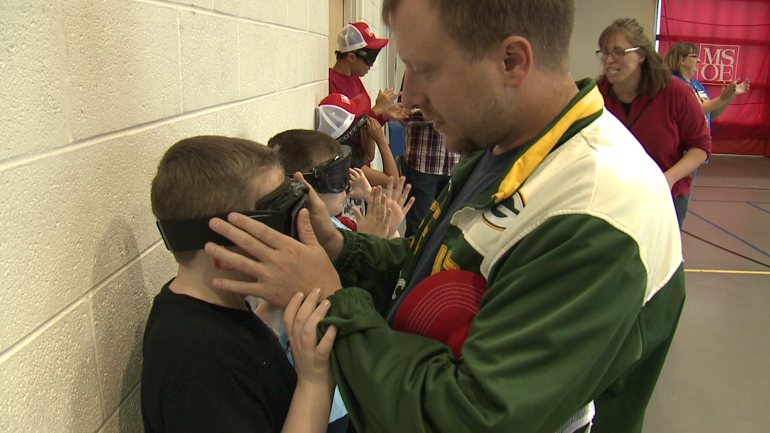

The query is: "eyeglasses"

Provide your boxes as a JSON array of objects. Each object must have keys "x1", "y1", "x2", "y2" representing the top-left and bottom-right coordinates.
[
  {"x1": 686, "y1": 54, "x2": 700, "y2": 63},
  {"x1": 595, "y1": 46, "x2": 640, "y2": 61}
]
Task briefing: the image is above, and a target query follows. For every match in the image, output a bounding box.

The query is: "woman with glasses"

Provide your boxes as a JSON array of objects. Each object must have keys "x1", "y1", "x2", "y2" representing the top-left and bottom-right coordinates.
[
  {"x1": 664, "y1": 42, "x2": 750, "y2": 129},
  {"x1": 596, "y1": 18, "x2": 711, "y2": 227}
]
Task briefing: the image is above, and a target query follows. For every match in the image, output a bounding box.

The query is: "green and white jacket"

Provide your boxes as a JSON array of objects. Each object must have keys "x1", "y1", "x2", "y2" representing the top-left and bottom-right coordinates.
[{"x1": 321, "y1": 81, "x2": 686, "y2": 433}]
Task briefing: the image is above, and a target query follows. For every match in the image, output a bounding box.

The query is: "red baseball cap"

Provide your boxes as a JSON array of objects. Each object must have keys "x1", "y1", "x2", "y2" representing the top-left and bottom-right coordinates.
[
  {"x1": 316, "y1": 93, "x2": 370, "y2": 139},
  {"x1": 337, "y1": 21, "x2": 389, "y2": 53}
]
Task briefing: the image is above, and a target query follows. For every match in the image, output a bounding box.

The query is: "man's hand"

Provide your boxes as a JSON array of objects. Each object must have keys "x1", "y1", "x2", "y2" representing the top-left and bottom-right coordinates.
[
  {"x1": 204, "y1": 209, "x2": 342, "y2": 309},
  {"x1": 292, "y1": 172, "x2": 344, "y2": 258}
]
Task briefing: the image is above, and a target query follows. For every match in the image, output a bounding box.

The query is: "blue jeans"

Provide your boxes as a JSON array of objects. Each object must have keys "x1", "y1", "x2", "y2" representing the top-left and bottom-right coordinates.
[
  {"x1": 673, "y1": 195, "x2": 689, "y2": 228},
  {"x1": 403, "y1": 165, "x2": 451, "y2": 237}
]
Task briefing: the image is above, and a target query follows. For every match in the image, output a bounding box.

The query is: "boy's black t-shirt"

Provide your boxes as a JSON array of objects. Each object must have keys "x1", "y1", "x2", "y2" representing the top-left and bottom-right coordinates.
[{"x1": 141, "y1": 281, "x2": 297, "y2": 433}]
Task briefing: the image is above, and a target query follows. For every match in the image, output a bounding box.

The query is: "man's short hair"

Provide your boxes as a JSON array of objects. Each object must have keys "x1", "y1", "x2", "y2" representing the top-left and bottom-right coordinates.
[
  {"x1": 151, "y1": 136, "x2": 280, "y2": 263},
  {"x1": 268, "y1": 129, "x2": 341, "y2": 174},
  {"x1": 382, "y1": 0, "x2": 574, "y2": 71}
]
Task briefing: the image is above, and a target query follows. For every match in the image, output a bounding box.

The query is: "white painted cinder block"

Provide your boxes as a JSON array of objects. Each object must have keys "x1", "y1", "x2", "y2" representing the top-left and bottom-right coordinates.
[
  {"x1": 0, "y1": 111, "x2": 238, "y2": 352},
  {"x1": 0, "y1": 302, "x2": 103, "y2": 433},
  {"x1": 288, "y1": 0, "x2": 310, "y2": 30},
  {"x1": 273, "y1": 28, "x2": 302, "y2": 92},
  {"x1": 180, "y1": 10, "x2": 240, "y2": 112},
  {"x1": 0, "y1": 0, "x2": 72, "y2": 161},
  {"x1": 240, "y1": 22, "x2": 277, "y2": 98},
  {"x1": 92, "y1": 246, "x2": 176, "y2": 417},
  {"x1": 97, "y1": 385, "x2": 142, "y2": 433},
  {"x1": 97, "y1": 385, "x2": 145, "y2": 433},
  {"x1": 238, "y1": 0, "x2": 288, "y2": 25},
  {"x1": 62, "y1": 0, "x2": 181, "y2": 140},
  {"x1": 299, "y1": 33, "x2": 329, "y2": 85},
  {"x1": 309, "y1": 0, "x2": 330, "y2": 35}
]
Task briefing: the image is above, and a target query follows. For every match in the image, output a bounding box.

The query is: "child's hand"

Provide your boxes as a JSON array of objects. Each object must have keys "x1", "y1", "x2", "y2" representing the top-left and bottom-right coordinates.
[
  {"x1": 384, "y1": 176, "x2": 415, "y2": 238},
  {"x1": 354, "y1": 186, "x2": 391, "y2": 238},
  {"x1": 348, "y1": 168, "x2": 372, "y2": 200},
  {"x1": 283, "y1": 289, "x2": 337, "y2": 387},
  {"x1": 365, "y1": 117, "x2": 388, "y2": 146}
]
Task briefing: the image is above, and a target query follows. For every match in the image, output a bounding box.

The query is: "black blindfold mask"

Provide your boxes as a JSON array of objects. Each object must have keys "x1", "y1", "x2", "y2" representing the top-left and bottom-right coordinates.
[
  {"x1": 302, "y1": 145, "x2": 352, "y2": 194},
  {"x1": 156, "y1": 179, "x2": 308, "y2": 251},
  {"x1": 354, "y1": 48, "x2": 381, "y2": 67}
]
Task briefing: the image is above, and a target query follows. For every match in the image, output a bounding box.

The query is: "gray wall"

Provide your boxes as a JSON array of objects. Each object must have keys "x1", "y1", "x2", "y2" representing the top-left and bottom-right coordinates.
[{"x1": 570, "y1": 0, "x2": 658, "y2": 80}]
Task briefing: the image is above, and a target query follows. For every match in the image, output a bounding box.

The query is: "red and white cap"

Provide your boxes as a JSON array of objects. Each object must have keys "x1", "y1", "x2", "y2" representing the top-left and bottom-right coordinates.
[
  {"x1": 337, "y1": 21, "x2": 389, "y2": 53},
  {"x1": 315, "y1": 93, "x2": 370, "y2": 139}
]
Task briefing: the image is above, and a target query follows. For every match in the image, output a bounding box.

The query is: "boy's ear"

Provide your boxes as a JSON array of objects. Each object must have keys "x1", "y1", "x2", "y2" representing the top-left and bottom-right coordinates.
[{"x1": 210, "y1": 254, "x2": 236, "y2": 271}]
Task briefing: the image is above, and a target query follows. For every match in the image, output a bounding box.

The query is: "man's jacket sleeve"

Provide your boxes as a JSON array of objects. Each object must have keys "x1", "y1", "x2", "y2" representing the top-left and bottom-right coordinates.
[
  {"x1": 320, "y1": 215, "x2": 649, "y2": 433},
  {"x1": 333, "y1": 230, "x2": 411, "y2": 315}
]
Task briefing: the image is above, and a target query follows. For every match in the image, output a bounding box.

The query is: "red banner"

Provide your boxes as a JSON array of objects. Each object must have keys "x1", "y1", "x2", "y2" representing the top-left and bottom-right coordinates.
[{"x1": 659, "y1": 0, "x2": 770, "y2": 156}]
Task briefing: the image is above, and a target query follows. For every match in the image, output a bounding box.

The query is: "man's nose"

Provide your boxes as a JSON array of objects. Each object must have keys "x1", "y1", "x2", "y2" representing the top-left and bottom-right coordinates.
[{"x1": 401, "y1": 69, "x2": 426, "y2": 109}]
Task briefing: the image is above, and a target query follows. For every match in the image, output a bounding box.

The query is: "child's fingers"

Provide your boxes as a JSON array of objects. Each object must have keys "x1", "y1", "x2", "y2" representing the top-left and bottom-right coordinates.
[
  {"x1": 316, "y1": 325, "x2": 337, "y2": 360},
  {"x1": 283, "y1": 292, "x2": 305, "y2": 337},
  {"x1": 292, "y1": 288, "x2": 321, "y2": 341},
  {"x1": 300, "y1": 299, "x2": 331, "y2": 349}
]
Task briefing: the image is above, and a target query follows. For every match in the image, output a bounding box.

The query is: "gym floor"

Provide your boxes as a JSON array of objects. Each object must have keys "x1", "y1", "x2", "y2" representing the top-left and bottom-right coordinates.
[{"x1": 643, "y1": 154, "x2": 770, "y2": 433}]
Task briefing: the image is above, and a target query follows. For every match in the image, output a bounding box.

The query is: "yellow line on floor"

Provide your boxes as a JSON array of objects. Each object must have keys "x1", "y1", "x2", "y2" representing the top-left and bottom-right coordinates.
[{"x1": 685, "y1": 269, "x2": 770, "y2": 275}]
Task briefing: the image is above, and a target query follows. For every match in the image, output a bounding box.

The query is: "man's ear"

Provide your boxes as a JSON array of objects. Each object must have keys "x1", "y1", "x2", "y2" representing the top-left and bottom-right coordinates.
[{"x1": 500, "y1": 35, "x2": 532, "y2": 87}]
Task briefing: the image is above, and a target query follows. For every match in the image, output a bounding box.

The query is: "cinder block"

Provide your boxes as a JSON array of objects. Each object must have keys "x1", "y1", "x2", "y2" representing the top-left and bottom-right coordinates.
[
  {"x1": 309, "y1": 0, "x2": 329, "y2": 35},
  {"x1": 238, "y1": 0, "x2": 287, "y2": 25},
  {"x1": 0, "y1": 115, "x2": 226, "y2": 351},
  {"x1": 169, "y1": 0, "x2": 213, "y2": 9},
  {"x1": 299, "y1": 33, "x2": 328, "y2": 84},
  {"x1": 240, "y1": 23, "x2": 276, "y2": 98},
  {"x1": 62, "y1": 0, "x2": 181, "y2": 140},
  {"x1": 0, "y1": 303, "x2": 102, "y2": 433},
  {"x1": 97, "y1": 385, "x2": 142, "y2": 433},
  {"x1": 180, "y1": 10, "x2": 240, "y2": 111},
  {"x1": 288, "y1": 0, "x2": 309, "y2": 30},
  {"x1": 0, "y1": 0, "x2": 71, "y2": 161},
  {"x1": 92, "y1": 247, "x2": 176, "y2": 416},
  {"x1": 273, "y1": 29, "x2": 301, "y2": 91}
]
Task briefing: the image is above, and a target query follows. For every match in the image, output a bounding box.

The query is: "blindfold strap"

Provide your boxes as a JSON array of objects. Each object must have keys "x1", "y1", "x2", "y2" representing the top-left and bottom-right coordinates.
[{"x1": 156, "y1": 211, "x2": 289, "y2": 251}]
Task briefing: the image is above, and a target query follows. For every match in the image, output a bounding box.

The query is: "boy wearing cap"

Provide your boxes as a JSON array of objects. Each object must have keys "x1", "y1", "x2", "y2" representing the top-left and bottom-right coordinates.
[
  {"x1": 330, "y1": 21, "x2": 408, "y2": 123},
  {"x1": 142, "y1": 136, "x2": 337, "y2": 433},
  {"x1": 316, "y1": 93, "x2": 400, "y2": 188}
]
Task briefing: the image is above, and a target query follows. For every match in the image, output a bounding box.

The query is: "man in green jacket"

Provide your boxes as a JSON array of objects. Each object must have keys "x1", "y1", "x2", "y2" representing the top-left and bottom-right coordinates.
[{"x1": 204, "y1": 1, "x2": 685, "y2": 432}]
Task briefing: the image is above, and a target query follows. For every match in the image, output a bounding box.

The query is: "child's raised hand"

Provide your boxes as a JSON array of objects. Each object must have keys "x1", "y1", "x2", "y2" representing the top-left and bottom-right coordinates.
[
  {"x1": 364, "y1": 117, "x2": 388, "y2": 146},
  {"x1": 384, "y1": 176, "x2": 415, "y2": 238},
  {"x1": 354, "y1": 186, "x2": 391, "y2": 238},
  {"x1": 283, "y1": 289, "x2": 337, "y2": 387},
  {"x1": 348, "y1": 168, "x2": 372, "y2": 200}
]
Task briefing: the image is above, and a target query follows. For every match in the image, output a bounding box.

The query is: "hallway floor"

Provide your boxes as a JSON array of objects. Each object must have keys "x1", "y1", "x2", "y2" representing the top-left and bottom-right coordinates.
[{"x1": 643, "y1": 154, "x2": 770, "y2": 433}]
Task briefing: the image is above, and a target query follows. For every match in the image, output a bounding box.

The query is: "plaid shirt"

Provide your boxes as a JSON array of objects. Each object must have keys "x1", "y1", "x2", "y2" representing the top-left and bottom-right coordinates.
[{"x1": 404, "y1": 111, "x2": 461, "y2": 175}]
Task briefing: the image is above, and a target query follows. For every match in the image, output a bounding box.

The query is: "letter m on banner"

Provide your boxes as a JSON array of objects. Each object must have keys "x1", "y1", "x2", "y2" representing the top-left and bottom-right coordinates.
[{"x1": 698, "y1": 44, "x2": 739, "y2": 84}]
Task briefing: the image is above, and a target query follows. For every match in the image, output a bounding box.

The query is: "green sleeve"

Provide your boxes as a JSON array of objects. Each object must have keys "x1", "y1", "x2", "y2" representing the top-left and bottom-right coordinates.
[
  {"x1": 321, "y1": 215, "x2": 648, "y2": 433},
  {"x1": 333, "y1": 230, "x2": 412, "y2": 314}
]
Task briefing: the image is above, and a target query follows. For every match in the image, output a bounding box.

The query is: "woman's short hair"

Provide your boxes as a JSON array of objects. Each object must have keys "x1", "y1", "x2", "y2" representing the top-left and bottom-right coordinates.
[{"x1": 664, "y1": 42, "x2": 698, "y2": 75}]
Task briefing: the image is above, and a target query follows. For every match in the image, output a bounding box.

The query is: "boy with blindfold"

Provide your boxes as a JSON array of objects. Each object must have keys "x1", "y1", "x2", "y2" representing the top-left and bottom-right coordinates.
[
  {"x1": 268, "y1": 129, "x2": 406, "y2": 237},
  {"x1": 330, "y1": 21, "x2": 409, "y2": 123},
  {"x1": 142, "y1": 136, "x2": 337, "y2": 433},
  {"x1": 316, "y1": 93, "x2": 401, "y2": 190}
]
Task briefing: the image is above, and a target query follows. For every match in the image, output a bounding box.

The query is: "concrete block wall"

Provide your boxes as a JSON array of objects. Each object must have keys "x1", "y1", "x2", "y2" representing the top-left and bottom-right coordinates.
[{"x1": 0, "y1": 0, "x2": 385, "y2": 431}]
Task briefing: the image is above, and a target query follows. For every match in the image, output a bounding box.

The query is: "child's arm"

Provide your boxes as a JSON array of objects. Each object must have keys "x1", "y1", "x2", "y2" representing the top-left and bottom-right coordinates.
[
  {"x1": 281, "y1": 290, "x2": 338, "y2": 433},
  {"x1": 362, "y1": 117, "x2": 400, "y2": 187}
]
